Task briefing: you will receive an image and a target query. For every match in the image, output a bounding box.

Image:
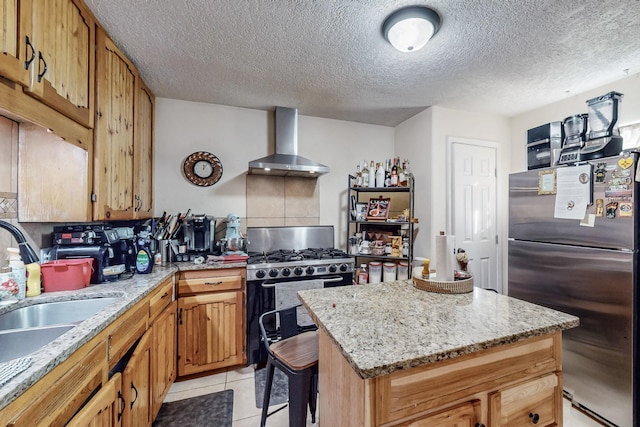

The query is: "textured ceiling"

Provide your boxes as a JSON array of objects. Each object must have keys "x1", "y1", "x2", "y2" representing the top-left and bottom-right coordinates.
[{"x1": 84, "y1": 0, "x2": 640, "y2": 127}]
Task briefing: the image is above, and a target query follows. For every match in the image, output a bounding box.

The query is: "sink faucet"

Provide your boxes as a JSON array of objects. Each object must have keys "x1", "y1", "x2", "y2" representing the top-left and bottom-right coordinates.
[{"x1": 0, "y1": 220, "x2": 39, "y2": 264}]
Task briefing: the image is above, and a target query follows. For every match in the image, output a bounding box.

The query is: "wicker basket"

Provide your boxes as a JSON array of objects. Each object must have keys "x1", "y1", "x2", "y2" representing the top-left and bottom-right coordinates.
[{"x1": 412, "y1": 275, "x2": 473, "y2": 294}]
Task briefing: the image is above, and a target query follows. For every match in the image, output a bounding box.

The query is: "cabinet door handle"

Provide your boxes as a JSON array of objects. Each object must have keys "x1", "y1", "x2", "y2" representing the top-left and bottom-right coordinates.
[
  {"x1": 130, "y1": 381, "x2": 138, "y2": 408},
  {"x1": 529, "y1": 412, "x2": 540, "y2": 424},
  {"x1": 475, "y1": 424, "x2": 486, "y2": 427},
  {"x1": 36, "y1": 51, "x2": 47, "y2": 82},
  {"x1": 178, "y1": 307, "x2": 183, "y2": 324},
  {"x1": 204, "y1": 281, "x2": 223, "y2": 286},
  {"x1": 117, "y1": 390, "x2": 125, "y2": 421},
  {"x1": 24, "y1": 36, "x2": 35, "y2": 70}
]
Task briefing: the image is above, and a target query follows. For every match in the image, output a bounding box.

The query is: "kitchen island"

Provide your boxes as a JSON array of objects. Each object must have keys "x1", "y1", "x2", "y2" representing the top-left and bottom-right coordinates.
[{"x1": 298, "y1": 281, "x2": 579, "y2": 427}]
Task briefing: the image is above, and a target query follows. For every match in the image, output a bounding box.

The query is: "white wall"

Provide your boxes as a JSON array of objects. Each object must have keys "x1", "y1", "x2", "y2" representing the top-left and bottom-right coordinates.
[
  {"x1": 154, "y1": 99, "x2": 394, "y2": 247},
  {"x1": 510, "y1": 72, "x2": 640, "y2": 171},
  {"x1": 396, "y1": 107, "x2": 511, "y2": 274}
]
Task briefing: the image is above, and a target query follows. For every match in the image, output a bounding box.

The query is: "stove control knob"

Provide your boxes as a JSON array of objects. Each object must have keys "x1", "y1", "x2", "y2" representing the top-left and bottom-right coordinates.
[
  {"x1": 282, "y1": 267, "x2": 291, "y2": 277},
  {"x1": 329, "y1": 264, "x2": 338, "y2": 273},
  {"x1": 306, "y1": 266, "x2": 315, "y2": 275},
  {"x1": 268, "y1": 269, "x2": 279, "y2": 278},
  {"x1": 339, "y1": 263, "x2": 349, "y2": 272},
  {"x1": 255, "y1": 270, "x2": 266, "y2": 279},
  {"x1": 293, "y1": 267, "x2": 304, "y2": 276}
]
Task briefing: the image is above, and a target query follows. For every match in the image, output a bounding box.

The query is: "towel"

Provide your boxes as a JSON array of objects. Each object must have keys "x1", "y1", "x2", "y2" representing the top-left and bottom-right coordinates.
[{"x1": 275, "y1": 279, "x2": 324, "y2": 326}]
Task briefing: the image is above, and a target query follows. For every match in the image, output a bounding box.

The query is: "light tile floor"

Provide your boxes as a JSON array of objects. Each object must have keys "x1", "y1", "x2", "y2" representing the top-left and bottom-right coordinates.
[{"x1": 164, "y1": 366, "x2": 604, "y2": 426}]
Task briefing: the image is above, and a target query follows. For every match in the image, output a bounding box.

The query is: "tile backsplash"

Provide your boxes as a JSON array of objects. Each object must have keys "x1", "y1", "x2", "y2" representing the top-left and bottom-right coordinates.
[{"x1": 246, "y1": 175, "x2": 320, "y2": 227}]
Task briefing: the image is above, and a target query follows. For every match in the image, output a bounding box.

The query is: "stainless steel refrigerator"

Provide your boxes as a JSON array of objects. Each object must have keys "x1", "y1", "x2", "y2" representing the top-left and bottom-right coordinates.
[{"x1": 508, "y1": 153, "x2": 638, "y2": 427}]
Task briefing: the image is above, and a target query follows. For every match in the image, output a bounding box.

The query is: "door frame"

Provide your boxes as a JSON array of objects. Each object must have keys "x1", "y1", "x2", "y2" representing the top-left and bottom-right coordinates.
[{"x1": 446, "y1": 136, "x2": 503, "y2": 293}]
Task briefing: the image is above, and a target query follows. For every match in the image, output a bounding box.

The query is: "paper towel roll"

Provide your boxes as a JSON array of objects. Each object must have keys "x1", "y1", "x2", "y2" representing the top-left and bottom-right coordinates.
[{"x1": 435, "y1": 232, "x2": 456, "y2": 281}]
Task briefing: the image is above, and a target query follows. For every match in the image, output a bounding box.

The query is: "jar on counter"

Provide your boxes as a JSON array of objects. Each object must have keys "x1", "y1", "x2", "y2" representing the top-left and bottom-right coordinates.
[
  {"x1": 397, "y1": 261, "x2": 409, "y2": 280},
  {"x1": 383, "y1": 262, "x2": 396, "y2": 282},
  {"x1": 369, "y1": 261, "x2": 382, "y2": 283}
]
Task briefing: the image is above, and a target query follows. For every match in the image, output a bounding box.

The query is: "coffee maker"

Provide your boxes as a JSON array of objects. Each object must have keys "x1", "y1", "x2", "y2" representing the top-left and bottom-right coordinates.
[
  {"x1": 50, "y1": 225, "x2": 136, "y2": 283},
  {"x1": 182, "y1": 214, "x2": 216, "y2": 252}
]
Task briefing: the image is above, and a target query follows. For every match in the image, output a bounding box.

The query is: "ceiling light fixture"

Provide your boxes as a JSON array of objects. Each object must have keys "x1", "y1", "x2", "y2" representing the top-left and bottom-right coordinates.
[{"x1": 383, "y1": 6, "x2": 441, "y2": 53}]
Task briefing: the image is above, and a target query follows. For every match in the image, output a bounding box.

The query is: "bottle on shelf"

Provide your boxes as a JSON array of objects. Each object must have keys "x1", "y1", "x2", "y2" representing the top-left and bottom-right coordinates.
[
  {"x1": 385, "y1": 158, "x2": 391, "y2": 187},
  {"x1": 362, "y1": 160, "x2": 370, "y2": 187},
  {"x1": 368, "y1": 161, "x2": 375, "y2": 188},
  {"x1": 399, "y1": 160, "x2": 407, "y2": 186},
  {"x1": 403, "y1": 159, "x2": 412, "y2": 186},
  {"x1": 390, "y1": 158, "x2": 399, "y2": 187},
  {"x1": 375, "y1": 162, "x2": 385, "y2": 187},
  {"x1": 355, "y1": 163, "x2": 362, "y2": 187}
]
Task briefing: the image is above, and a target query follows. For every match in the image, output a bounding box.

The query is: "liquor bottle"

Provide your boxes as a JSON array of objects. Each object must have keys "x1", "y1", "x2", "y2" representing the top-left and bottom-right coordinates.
[
  {"x1": 390, "y1": 158, "x2": 399, "y2": 187},
  {"x1": 362, "y1": 160, "x2": 370, "y2": 187},
  {"x1": 384, "y1": 158, "x2": 391, "y2": 187},
  {"x1": 368, "y1": 161, "x2": 375, "y2": 188},
  {"x1": 399, "y1": 159, "x2": 407, "y2": 187},
  {"x1": 375, "y1": 162, "x2": 385, "y2": 187},
  {"x1": 403, "y1": 159, "x2": 413, "y2": 185},
  {"x1": 355, "y1": 164, "x2": 362, "y2": 187}
]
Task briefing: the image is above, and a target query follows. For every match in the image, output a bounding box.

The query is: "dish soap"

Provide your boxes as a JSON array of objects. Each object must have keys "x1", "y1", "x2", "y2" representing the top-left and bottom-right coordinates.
[
  {"x1": 7, "y1": 248, "x2": 26, "y2": 300},
  {"x1": 135, "y1": 232, "x2": 154, "y2": 274}
]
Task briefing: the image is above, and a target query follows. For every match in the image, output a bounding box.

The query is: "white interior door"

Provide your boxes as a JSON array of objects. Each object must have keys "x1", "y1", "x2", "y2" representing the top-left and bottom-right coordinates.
[{"x1": 449, "y1": 139, "x2": 499, "y2": 292}]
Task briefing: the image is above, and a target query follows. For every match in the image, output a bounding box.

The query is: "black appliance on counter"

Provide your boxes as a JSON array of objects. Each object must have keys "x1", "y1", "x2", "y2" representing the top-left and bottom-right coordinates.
[
  {"x1": 182, "y1": 214, "x2": 216, "y2": 252},
  {"x1": 526, "y1": 121, "x2": 563, "y2": 170},
  {"x1": 245, "y1": 225, "x2": 354, "y2": 366},
  {"x1": 50, "y1": 225, "x2": 136, "y2": 283}
]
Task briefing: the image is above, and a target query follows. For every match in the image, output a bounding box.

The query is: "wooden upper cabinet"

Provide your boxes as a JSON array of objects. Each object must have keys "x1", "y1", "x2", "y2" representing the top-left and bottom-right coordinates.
[
  {"x1": 0, "y1": 0, "x2": 31, "y2": 87},
  {"x1": 93, "y1": 28, "x2": 137, "y2": 220},
  {"x1": 134, "y1": 78, "x2": 155, "y2": 219},
  {"x1": 24, "y1": 0, "x2": 95, "y2": 128}
]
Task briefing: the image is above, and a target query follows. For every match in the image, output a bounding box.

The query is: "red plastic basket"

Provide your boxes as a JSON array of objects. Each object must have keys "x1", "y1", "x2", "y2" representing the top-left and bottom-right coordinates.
[{"x1": 41, "y1": 259, "x2": 93, "y2": 292}]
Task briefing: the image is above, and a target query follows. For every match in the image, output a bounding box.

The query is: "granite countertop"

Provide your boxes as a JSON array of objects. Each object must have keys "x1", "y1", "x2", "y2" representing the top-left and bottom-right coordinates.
[
  {"x1": 298, "y1": 280, "x2": 579, "y2": 380},
  {"x1": 0, "y1": 260, "x2": 245, "y2": 411}
]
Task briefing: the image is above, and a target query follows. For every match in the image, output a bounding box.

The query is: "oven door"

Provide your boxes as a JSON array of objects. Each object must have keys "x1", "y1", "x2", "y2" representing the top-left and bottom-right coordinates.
[{"x1": 246, "y1": 273, "x2": 352, "y2": 366}]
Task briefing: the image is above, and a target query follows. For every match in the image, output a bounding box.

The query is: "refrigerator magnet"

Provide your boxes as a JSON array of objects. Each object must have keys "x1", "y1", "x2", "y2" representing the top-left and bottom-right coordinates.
[
  {"x1": 606, "y1": 202, "x2": 618, "y2": 218},
  {"x1": 595, "y1": 199, "x2": 604, "y2": 216},
  {"x1": 619, "y1": 202, "x2": 633, "y2": 217},
  {"x1": 538, "y1": 169, "x2": 556, "y2": 195}
]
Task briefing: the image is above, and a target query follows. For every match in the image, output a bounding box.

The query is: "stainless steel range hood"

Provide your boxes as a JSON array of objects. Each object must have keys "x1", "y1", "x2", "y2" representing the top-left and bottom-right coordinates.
[{"x1": 248, "y1": 107, "x2": 329, "y2": 177}]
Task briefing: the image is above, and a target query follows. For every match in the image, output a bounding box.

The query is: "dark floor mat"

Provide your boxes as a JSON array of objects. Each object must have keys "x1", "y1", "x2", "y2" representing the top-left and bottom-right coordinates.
[
  {"x1": 254, "y1": 366, "x2": 289, "y2": 408},
  {"x1": 153, "y1": 389, "x2": 233, "y2": 427}
]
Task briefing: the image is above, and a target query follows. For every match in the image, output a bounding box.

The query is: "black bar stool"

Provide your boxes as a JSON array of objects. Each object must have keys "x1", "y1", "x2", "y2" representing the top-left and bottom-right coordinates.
[{"x1": 259, "y1": 305, "x2": 319, "y2": 427}]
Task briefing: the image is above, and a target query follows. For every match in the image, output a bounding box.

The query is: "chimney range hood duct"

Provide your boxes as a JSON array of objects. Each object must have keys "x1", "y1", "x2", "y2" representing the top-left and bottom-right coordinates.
[{"x1": 248, "y1": 107, "x2": 329, "y2": 177}]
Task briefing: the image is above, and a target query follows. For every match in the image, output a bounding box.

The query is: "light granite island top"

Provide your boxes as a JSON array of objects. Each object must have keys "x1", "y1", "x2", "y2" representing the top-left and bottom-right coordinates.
[
  {"x1": 298, "y1": 281, "x2": 578, "y2": 379},
  {"x1": 0, "y1": 260, "x2": 245, "y2": 412},
  {"x1": 298, "y1": 281, "x2": 579, "y2": 426}
]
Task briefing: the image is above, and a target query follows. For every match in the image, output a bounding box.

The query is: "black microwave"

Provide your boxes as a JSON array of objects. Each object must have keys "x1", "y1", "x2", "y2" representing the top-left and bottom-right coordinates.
[{"x1": 526, "y1": 122, "x2": 563, "y2": 170}]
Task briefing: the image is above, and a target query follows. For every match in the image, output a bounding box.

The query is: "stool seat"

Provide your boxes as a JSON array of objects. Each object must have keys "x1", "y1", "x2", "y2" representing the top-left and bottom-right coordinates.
[
  {"x1": 270, "y1": 331, "x2": 319, "y2": 370},
  {"x1": 259, "y1": 305, "x2": 319, "y2": 427}
]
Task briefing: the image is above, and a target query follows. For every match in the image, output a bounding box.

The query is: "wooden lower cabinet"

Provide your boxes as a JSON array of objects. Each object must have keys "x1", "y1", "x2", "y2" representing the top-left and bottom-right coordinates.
[
  {"x1": 0, "y1": 278, "x2": 177, "y2": 427},
  {"x1": 67, "y1": 373, "x2": 123, "y2": 427},
  {"x1": 397, "y1": 400, "x2": 481, "y2": 427},
  {"x1": 318, "y1": 330, "x2": 564, "y2": 427},
  {"x1": 177, "y1": 268, "x2": 246, "y2": 377},
  {"x1": 122, "y1": 331, "x2": 151, "y2": 427},
  {"x1": 151, "y1": 300, "x2": 177, "y2": 419},
  {"x1": 489, "y1": 373, "x2": 561, "y2": 427}
]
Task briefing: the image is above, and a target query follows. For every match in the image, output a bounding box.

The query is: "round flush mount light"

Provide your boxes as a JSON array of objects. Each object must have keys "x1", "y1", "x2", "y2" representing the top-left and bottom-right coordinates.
[{"x1": 383, "y1": 6, "x2": 441, "y2": 53}]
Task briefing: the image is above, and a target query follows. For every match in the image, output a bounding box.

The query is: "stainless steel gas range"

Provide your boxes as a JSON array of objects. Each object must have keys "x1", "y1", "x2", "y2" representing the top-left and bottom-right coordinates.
[{"x1": 246, "y1": 225, "x2": 354, "y2": 366}]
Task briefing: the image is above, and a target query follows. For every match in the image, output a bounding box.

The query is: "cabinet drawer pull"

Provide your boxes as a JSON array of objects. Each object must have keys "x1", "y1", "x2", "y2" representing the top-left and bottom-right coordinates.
[
  {"x1": 131, "y1": 381, "x2": 138, "y2": 408},
  {"x1": 475, "y1": 424, "x2": 486, "y2": 427},
  {"x1": 117, "y1": 390, "x2": 125, "y2": 421},
  {"x1": 204, "y1": 281, "x2": 223, "y2": 286},
  {"x1": 24, "y1": 36, "x2": 35, "y2": 70},
  {"x1": 161, "y1": 291, "x2": 169, "y2": 299},
  {"x1": 529, "y1": 412, "x2": 540, "y2": 424},
  {"x1": 36, "y1": 51, "x2": 47, "y2": 82}
]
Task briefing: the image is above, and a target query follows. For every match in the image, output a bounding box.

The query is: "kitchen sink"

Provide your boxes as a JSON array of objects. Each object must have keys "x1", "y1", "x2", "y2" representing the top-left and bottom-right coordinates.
[
  {"x1": 0, "y1": 325, "x2": 75, "y2": 363},
  {"x1": 0, "y1": 297, "x2": 120, "y2": 331}
]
